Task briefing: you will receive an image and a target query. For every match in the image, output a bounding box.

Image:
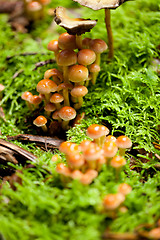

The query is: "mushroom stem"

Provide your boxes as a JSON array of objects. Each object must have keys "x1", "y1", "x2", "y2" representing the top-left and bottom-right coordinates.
[
  {"x1": 63, "y1": 89, "x2": 70, "y2": 106},
  {"x1": 105, "y1": 9, "x2": 114, "y2": 60},
  {"x1": 42, "y1": 125, "x2": 48, "y2": 132},
  {"x1": 63, "y1": 66, "x2": 69, "y2": 83},
  {"x1": 74, "y1": 97, "x2": 83, "y2": 110},
  {"x1": 76, "y1": 35, "x2": 83, "y2": 49},
  {"x1": 62, "y1": 120, "x2": 70, "y2": 130},
  {"x1": 91, "y1": 72, "x2": 98, "y2": 85}
]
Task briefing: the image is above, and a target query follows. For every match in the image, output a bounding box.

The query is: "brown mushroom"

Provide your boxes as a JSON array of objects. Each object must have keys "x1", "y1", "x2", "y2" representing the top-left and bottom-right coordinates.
[
  {"x1": 58, "y1": 106, "x2": 76, "y2": 130},
  {"x1": 54, "y1": 6, "x2": 97, "y2": 49},
  {"x1": 71, "y1": 85, "x2": 88, "y2": 109}
]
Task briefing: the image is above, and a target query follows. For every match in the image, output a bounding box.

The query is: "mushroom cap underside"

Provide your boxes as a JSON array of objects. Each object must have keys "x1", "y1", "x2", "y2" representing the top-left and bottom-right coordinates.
[
  {"x1": 73, "y1": 0, "x2": 129, "y2": 10},
  {"x1": 54, "y1": 7, "x2": 97, "y2": 35}
]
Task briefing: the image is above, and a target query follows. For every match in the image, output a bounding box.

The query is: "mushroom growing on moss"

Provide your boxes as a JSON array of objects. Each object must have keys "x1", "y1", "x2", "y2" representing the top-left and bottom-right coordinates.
[{"x1": 72, "y1": 0, "x2": 132, "y2": 59}]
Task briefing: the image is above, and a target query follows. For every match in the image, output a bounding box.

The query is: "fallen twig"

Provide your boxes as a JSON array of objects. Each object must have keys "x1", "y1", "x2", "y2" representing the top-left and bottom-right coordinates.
[
  {"x1": 0, "y1": 138, "x2": 37, "y2": 164},
  {"x1": 12, "y1": 69, "x2": 24, "y2": 79},
  {"x1": 33, "y1": 59, "x2": 55, "y2": 71},
  {"x1": 7, "y1": 134, "x2": 63, "y2": 150}
]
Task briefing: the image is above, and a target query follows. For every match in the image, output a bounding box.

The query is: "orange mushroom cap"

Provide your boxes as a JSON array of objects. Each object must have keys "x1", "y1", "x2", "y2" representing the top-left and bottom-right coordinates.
[
  {"x1": 33, "y1": 115, "x2": 47, "y2": 127},
  {"x1": 118, "y1": 183, "x2": 132, "y2": 196},
  {"x1": 86, "y1": 124, "x2": 109, "y2": 139},
  {"x1": 103, "y1": 193, "x2": 125, "y2": 210},
  {"x1": 37, "y1": 79, "x2": 57, "y2": 94},
  {"x1": 90, "y1": 39, "x2": 108, "y2": 54},
  {"x1": 68, "y1": 65, "x2": 89, "y2": 83},
  {"x1": 58, "y1": 32, "x2": 77, "y2": 50},
  {"x1": 116, "y1": 135, "x2": 132, "y2": 149},
  {"x1": 77, "y1": 49, "x2": 96, "y2": 66},
  {"x1": 110, "y1": 155, "x2": 126, "y2": 168},
  {"x1": 103, "y1": 141, "x2": 118, "y2": 158},
  {"x1": 57, "y1": 49, "x2": 77, "y2": 66},
  {"x1": 58, "y1": 106, "x2": 76, "y2": 121}
]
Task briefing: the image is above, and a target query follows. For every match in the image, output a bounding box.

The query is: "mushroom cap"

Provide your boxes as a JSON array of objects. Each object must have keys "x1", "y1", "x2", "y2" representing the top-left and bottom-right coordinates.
[
  {"x1": 44, "y1": 102, "x2": 56, "y2": 112},
  {"x1": 149, "y1": 228, "x2": 160, "y2": 239},
  {"x1": 30, "y1": 95, "x2": 42, "y2": 105},
  {"x1": 27, "y1": 1, "x2": 42, "y2": 11},
  {"x1": 47, "y1": 40, "x2": 59, "y2": 52},
  {"x1": 89, "y1": 63, "x2": 101, "y2": 73},
  {"x1": 58, "y1": 106, "x2": 76, "y2": 121},
  {"x1": 103, "y1": 193, "x2": 125, "y2": 210},
  {"x1": 116, "y1": 135, "x2": 132, "y2": 149},
  {"x1": 71, "y1": 85, "x2": 88, "y2": 97},
  {"x1": 54, "y1": 6, "x2": 97, "y2": 35},
  {"x1": 37, "y1": 79, "x2": 57, "y2": 94},
  {"x1": 83, "y1": 142, "x2": 102, "y2": 161},
  {"x1": 52, "y1": 110, "x2": 61, "y2": 120},
  {"x1": 39, "y1": 0, "x2": 51, "y2": 6},
  {"x1": 56, "y1": 163, "x2": 71, "y2": 176},
  {"x1": 68, "y1": 65, "x2": 88, "y2": 83},
  {"x1": 71, "y1": 170, "x2": 83, "y2": 180},
  {"x1": 103, "y1": 141, "x2": 118, "y2": 158},
  {"x1": 82, "y1": 38, "x2": 92, "y2": 48},
  {"x1": 58, "y1": 32, "x2": 77, "y2": 50},
  {"x1": 77, "y1": 49, "x2": 96, "y2": 66},
  {"x1": 50, "y1": 93, "x2": 64, "y2": 103},
  {"x1": 80, "y1": 169, "x2": 98, "y2": 185},
  {"x1": 86, "y1": 124, "x2": 109, "y2": 139},
  {"x1": 110, "y1": 155, "x2": 126, "y2": 168},
  {"x1": 57, "y1": 49, "x2": 77, "y2": 66},
  {"x1": 73, "y1": 0, "x2": 127, "y2": 10},
  {"x1": 105, "y1": 135, "x2": 117, "y2": 143},
  {"x1": 21, "y1": 91, "x2": 33, "y2": 102},
  {"x1": 90, "y1": 39, "x2": 108, "y2": 54},
  {"x1": 33, "y1": 115, "x2": 47, "y2": 127},
  {"x1": 67, "y1": 152, "x2": 85, "y2": 168},
  {"x1": 118, "y1": 183, "x2": 132, "y2": 196},
  {"x1": 44, "y1": 68, "x2": 63, "y2": 82}
]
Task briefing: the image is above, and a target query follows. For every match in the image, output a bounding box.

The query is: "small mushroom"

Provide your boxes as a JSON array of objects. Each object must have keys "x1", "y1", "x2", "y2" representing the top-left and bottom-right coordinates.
[
  {"x1": 36, "y1": 79, "x2": 57, "y2": 103},
  {"x1": 58, "y1": 32, "x2": 77, "y2": 50},
  {"x1": 68, "y1": 64, "x2": 89, "y2": 85},
  {"x1": 58, "y1": 106, "x2": 76, "y2": 130},
  {"x1": 103, "y1": 140, "x2": 118, "y2": 164},
  {"x1": 71, "y1": 85, "x2": 88, "y2": 110},
  {"x1": 33, "y1": 115, "x2": 47, "y2": 132},
  {"x1": 89, "y1": 63, "x2": 101, "y2": 85},
  {"x1": 47, "y1": 40, "x2": 60, "y2": 60},
  {"x1": 50, "y1": 93, "x2": 64, "y2": 110},
  {"x1": 54, "y1": 6, "x2": 97, "y2": 49},
  {"x1": 86, "y1": 124, "x2": 110, "y2": 146},
  {"x1": 116, "y1": 135, "x2": 132, "y2": 156}
]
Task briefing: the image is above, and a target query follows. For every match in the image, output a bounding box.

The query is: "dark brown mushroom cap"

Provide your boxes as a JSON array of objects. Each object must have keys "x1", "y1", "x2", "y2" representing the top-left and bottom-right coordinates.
[
  {"x1": 72, "y1": 0, "x2": 129, "y2": 10},
  {"x1": 54, "y1": 6, "x2": 97, "y2": 35}
]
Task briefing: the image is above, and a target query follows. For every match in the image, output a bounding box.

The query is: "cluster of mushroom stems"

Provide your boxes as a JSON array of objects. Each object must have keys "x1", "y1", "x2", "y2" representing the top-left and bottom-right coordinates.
[{"x1": 22, "y1": 29, "x2": 107, "y2": 131}]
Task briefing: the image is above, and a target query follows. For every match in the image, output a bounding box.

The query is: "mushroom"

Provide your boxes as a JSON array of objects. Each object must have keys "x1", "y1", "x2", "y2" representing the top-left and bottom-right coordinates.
[
  {"x1": 21, "y1": 91, "x2": 33, "y2": 110},
  {"x1": 58, "y1": 106, "x2": 76, "y2": 130},
  {"x1": 103, "y1": 192, "x2": 125, "y2": 211},
  {"x1": 58, "y1": 32, "x2": 77, "y2": 50},
  {"x1": 36, "y1": 79, "x2": 57, "y2": 103},
  {"x1": 110, "y1": 155, "x2": 126, "y2": 179},
  {"x1": 50, "y1": 93, "x2": 64, "y2": 110},
  {"x1": 89, "y1": 39, "x2": 108, "y2": 65},
  {"x1": 86, "y1": 124, "x2": 110, "y2": 146},
  {"x1": 116, "y1": 135, "x2": 132, "y2": 156},
  {"x1": 33, "y1": 115, "x2": 47, "y2": 132},
  {"x1": 72, "y1": 0, "x2": 131, "y2": 59},
  {"x1": 89, "y1": 63, "x2": 101, "y2": 85},
  {"x1": 103, "y1": 140, "x2": 118, "y2": 164},
  {"x1": 25, "y1": 1, "x2": 43, "y2": 21},
  {"x1": 44, "y1": 102, "x2": 56, "y2": 116},
  {"x1": 118, "y1": 183, "x2": 132, "y2": 196},
  {"x1": 70, "y1": 85, "x2": 88, "y2": 110},
  {"x1": 54, "y1": 6, "x2": 97, "y2": 49},
  {"x1": 68, "y1": 64, "x2": 89, "y2": 85},
  {"x1": 47, "y1": 40, "x2": 60, "y2": 60},
  {"x1": 44, "y1": 68, "x2": 63, "y2": 85}
]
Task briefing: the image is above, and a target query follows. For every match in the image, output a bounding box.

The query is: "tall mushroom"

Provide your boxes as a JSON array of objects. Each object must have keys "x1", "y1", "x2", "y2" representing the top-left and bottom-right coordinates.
[{"x1": 72, "y1": 0, "x2": 132, "y2": 59}]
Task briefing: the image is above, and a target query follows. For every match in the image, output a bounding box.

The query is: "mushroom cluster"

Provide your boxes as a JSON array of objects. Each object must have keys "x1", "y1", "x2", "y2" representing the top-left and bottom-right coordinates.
[
  {"x1": 103, "y1": 183, "x2": 132, "y2": 215},
  {"x1": 54, "y1": 123, "x2": 132, "y2": 185},
  {"x1": 21, "y1": 7, "x2": 108, "y2": 132}
]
